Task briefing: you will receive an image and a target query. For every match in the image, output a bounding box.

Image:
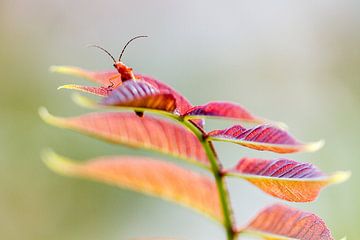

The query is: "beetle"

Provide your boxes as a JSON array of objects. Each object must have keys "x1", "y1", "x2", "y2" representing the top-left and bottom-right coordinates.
[{"x1": 90, "y1": 35, "x2": 148, "y2": 89}]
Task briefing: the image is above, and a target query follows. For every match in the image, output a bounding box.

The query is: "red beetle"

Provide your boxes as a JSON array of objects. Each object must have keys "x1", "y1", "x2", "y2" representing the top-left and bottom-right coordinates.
[{"x1": 90, "y1": 35, "x2": 148, "y2": 89}]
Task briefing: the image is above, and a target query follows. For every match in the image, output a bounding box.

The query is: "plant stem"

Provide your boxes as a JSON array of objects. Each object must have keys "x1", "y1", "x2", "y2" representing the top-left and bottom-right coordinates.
[
  {"x1": 203, "y1": 140, "x2": 235, "y2": 239},
  {"x1": 180, "y1": 119, "x2": 236, "y2": 240},
  {"x1": 78, "y1": 100, "x2": 238, "y2": 238}
]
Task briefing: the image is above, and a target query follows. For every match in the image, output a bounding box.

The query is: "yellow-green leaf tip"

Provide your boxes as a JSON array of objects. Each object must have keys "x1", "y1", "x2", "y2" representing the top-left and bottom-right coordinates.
[
  {"x1": 72, "y1": 94, "x2": 98, "y2": 109},
  {"x1": 42, "y1": 150, "x2": 78, "y2": 176},
  {"x1": 57, "y1": 84, "x2": 77, "y2": 90},
  {"x1": 330, "y1": 171, "x2": 351, "y2": 184},
  {"x1": 49, "y1": 65, "x2": 70, "y2": 73},
  {"x1": 49, "y1": 65, "x2": 59, "y2": 72},
  {"x1": 49, "y1": 65, "x2": 90, "y2": 79},
  {"x1": 304, "y1": 139, "x2": 325, "y2": 152},
  {"x1": 49, "y1": 65, "x2": 78, "y2": 74},
  {"x1": 38, "y1": 107, "x2": 66, "y2": 128},
  {"x1": 38, "y1": 107, "x2": 52, "y2": 123}
]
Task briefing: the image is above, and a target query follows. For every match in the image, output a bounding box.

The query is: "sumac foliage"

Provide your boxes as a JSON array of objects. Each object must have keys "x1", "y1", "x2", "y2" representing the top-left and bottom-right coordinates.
[{"x1": 42, "y1": 47, "x2": 349, "y2": 239}]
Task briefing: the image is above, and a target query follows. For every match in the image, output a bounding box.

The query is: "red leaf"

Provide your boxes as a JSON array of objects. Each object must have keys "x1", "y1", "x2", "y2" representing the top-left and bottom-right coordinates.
[
  {"x1": 58, "y1": 84, "x2": 111, "y2": 97},
  {"x1": 227, "y1": 158, "x2": 349, "y2": 202},
  {"x1": 137, "y1": 74, "x2": 193, "y2": 115},
  {"x1": 39, "y1": 108, "x2": 209, "y2": 167},
  {"x1": 50, "y1": 66, "x2": 193, "y2": 114},
  {"x1": 184, "y1": 101, "x2": 263, "y2": 123},
  {"x1": 136, "y1": 75, "x2": 203, "y2": 128},
  {"x1": 244, "y1": 204, "x2": 334, "y2": 240},
  {"x1": 43, "y1": 151, "x2": 222, "y2": 222},
  {"x1": 101, "y1": 80, "x2": 177, "y2": 112},
  {"x1": 71, "y1": 94, "x2": 176, "y2": 120},
  {"x1": 208, "y1": 124, "x2": 324, "y2": 154}
]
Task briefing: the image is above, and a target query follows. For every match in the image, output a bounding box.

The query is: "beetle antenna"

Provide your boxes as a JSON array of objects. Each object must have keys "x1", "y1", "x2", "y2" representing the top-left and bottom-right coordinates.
[
  {"x1": 119, "y1": 35, "x2": 148, "y2": 62},
  {"x1": 88, "y1": 45, "x2": 116, "y2": 63}
]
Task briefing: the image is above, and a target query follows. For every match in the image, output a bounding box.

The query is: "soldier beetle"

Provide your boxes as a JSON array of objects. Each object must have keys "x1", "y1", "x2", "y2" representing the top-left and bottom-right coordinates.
[{"x1": 89, "y1": 35, "x2": 148, "y2": 89}]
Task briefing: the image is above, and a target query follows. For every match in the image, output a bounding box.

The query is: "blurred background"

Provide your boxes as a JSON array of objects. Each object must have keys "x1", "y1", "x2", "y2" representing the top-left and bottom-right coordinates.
[{"x1": 0, "y1": 1, "x2": 359, "y2": 239}]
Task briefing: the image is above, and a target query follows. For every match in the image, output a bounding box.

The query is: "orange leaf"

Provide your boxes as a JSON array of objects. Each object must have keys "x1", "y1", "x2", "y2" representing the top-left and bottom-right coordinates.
[
  {"x1": 226, "y1": 158, "x2": 349, "y2": 202},
  {"x1": 39, "y1": 108, "x2": 209, "y2": 167},
  {"x1": 208, "y1": 124, "x2": 324, "y2": 154},
  {"x1": 243, "y1": 204, "x2": 334, "y2": 240},
  {"x1": 43, "y1": 151, "x2": 222, "y2": 222}
]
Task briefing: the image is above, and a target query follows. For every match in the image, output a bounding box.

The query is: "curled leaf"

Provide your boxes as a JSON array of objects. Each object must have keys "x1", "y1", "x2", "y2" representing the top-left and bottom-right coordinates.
[
  {"x1": 39, "y1": 108, "x2": 208, "y2": 167},
  {"x1": 226, "y1": 158, "x2": 350, "y2": 202},
  {"x1": 101, "y1": 80, "x2": 177, "y2": 112},
  {"x1": 50, "y1": 66, "x2": 193, "y2": 114},
  {"x1": 184, "y1": 101, "x2": 263, "y2": 123},
  {"x1": 208, "y1": 124, "x2": 324, "y2": 154},
  {"x1": 58, "y1": 80, "x2": 177, "y2": 113},
  {"x1": 43, "y1": 151, "x2": 222, "y2": 222},
  {"x1": 243, "y1": 204, "x2": 334, "y2": 240},
  {"x1": 137, "y1": 75, "x2": 193, "y2": 115}
]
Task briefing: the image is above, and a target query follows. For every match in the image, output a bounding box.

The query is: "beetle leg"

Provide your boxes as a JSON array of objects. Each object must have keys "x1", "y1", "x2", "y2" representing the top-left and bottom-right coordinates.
[{"x1": 107, "y1": 74, "x2": 122, "y2": 89}]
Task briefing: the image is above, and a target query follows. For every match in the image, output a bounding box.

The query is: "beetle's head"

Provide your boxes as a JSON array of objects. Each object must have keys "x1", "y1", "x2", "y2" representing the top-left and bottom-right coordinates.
[{"x1": 89, "y1": 35, "x2": 148, "y2": 81}]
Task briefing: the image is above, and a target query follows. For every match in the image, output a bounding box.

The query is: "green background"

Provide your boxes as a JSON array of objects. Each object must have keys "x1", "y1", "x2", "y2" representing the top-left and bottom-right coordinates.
[{"x1": 0, "y1": 1, "x2": 359, "y2": 239}]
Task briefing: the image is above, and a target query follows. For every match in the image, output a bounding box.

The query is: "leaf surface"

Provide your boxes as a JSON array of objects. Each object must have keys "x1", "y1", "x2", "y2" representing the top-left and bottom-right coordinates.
[
  {"x1": 137, "y1": 74, "x2": 193, "y2": 115},
  {"x1": 59, "y1": 80, "x2": 177, "y2": 113},
  {"x1": 39, "y1": 108, "x2": 209, "y2": 167},
  {"x1": 101, "y1": 80, "x2": 177, "y2": 112},
  {"x1": 71, "y1": 94, "x2": 174, "y2": 119},
  {"x1": 58, "y1": 84, "x2": 110, "y2": 97},
  {"x1": 43, "y1": 151, "x2": 221, "y2": 222},
  {"x1": 243, "y1": 204, "x2": 334, "y2": 240},
  {"x1": 208, "y1": 124, "x2": 323, "y2": 154},
  {"x1": 50, "y1": 66, "x2": 193, "y2": 114},
  {"x1": 226, "y1": 158, "x2": 349, "y2": 202},
  {"x1": 184, "y1": 101, "x2": 263, "y2": 123}
]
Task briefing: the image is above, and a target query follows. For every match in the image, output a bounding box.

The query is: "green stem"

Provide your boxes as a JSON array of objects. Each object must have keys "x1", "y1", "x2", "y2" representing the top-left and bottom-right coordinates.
[
  {"x1": 76, "y1": 98, "x2": 237, "y2": 238},
  {"x1": 179, "y1": 119, "x2": 236, "y2": 240}
]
